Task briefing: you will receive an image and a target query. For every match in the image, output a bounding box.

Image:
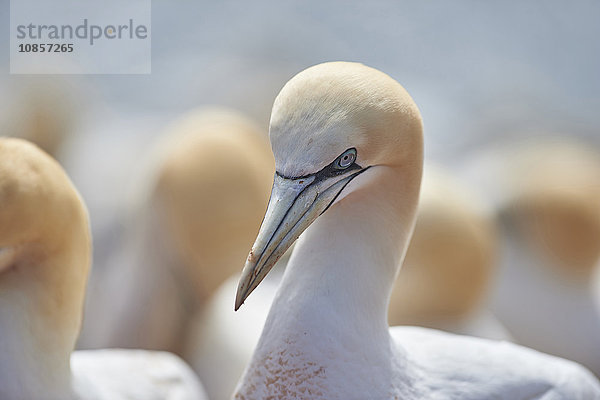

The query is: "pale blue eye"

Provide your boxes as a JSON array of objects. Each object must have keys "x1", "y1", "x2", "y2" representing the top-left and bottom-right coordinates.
[{"x1": 335, "y1": 148, "x2": 356, "y2": 169}]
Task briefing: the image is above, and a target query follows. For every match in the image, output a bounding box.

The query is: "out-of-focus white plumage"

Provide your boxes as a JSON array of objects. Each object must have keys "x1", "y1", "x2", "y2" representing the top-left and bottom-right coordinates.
[
  {"x1": 232, "y1": 62, "x2": 600, "y2": 399},
  {"x1": 71, "y1": 350, "x2": 204, "y2": 400}
]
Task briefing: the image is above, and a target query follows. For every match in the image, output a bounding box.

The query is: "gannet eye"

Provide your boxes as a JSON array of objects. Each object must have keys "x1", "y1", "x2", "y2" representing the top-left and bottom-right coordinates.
[{"x1": 334, "y1": 148, "x2": 357, "y2": 170}]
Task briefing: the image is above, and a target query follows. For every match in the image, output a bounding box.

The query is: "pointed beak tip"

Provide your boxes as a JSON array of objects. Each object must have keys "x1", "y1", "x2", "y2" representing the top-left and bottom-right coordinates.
[
  {"x1": 234, "y1": 285, "x2": 245, "y2": 311},
  {"x1": 234, "y1": 273, "x2": 250, "y2": 311},
  {"x1": 234, "y1": 287, "x2": 250, "y2": 311},
  {"x1": 234, "y1": 301, "x2": 242, "y2": 312}
]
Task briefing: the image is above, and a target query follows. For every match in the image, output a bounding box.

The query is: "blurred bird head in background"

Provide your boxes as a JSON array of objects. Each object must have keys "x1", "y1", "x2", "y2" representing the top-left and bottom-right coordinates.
[
  {"x1": 388, "y1": 165, "x2": 498, "y2": 326},
  {"x1": 0, "y1": 137, "x2": 90, "y2": 349},
  {"x1": 150, "y1": 108, "x2": 274, "y2": 303},
  {"x1": 501, "y1": 139, "x2": 600, "y2": 278},
  {"x1": 463, "y1": 136, "x2": 600, "y2": 280}
]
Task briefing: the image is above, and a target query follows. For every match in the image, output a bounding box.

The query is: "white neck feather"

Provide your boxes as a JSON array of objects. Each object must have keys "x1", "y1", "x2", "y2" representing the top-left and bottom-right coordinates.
[
  {"x1": 0, "y1": 291, "x2": 74, "y2": 399},
  {"x1": 0, "y1": 266, "x2": 76, "y2": 400},
  {"x1": 272, "y1": 165, "x2": 418, "y2": 337}
]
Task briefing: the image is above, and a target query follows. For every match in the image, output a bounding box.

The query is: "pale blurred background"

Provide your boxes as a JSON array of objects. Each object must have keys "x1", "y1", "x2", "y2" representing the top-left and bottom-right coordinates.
[
  {"x1": 1, "y1": 0, "x2": 599, "y2": 238},
  {"x1": 1, "y1": 1, "x2": 599, "y2": 397}
]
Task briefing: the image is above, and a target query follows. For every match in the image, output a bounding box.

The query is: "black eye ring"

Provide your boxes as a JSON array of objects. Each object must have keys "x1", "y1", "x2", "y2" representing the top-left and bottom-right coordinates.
[{"x1": 334, "y1": 148, "x2": 357, "y2": 170}]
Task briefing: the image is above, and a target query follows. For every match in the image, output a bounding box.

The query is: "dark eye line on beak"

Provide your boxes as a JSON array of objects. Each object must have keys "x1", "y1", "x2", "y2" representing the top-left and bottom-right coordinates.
[
  {"x1": 256, "y1": 163, "x2": 362, "y2": 268},
  {"x1": 275, "y1": 162, "x2": 361, "y2": 181},
  {"x1": 275, "y1": 147, "x2": 361, "y2": 181},
  {"x1": 236, "y1": 148, "x2": 369, "y2": 309}
]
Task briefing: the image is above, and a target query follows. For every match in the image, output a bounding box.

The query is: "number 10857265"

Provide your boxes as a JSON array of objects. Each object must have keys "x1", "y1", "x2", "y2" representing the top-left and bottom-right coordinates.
[{"x1": 18, "y1": 43, "x2": 73, "y2": 52}]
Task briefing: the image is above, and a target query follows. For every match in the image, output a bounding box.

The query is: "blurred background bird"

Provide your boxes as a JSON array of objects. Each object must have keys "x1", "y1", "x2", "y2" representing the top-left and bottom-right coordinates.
[
  {"x1": 389, "y1": 164, "x2": 511, "y2": 341},
  {"x1": 78, "y1": 108, "x2": 274, "y2": 356},
  {"x1": 0, "y1": 137, "x2": 207, "y2": 400},
  {"x1": 460, "y1": 138, "x2": 600, "y2": 376}
]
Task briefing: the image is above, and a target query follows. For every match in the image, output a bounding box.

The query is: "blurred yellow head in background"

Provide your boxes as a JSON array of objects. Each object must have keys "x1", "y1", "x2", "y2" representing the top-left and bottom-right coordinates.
[
  {"x1": 389, "y1": 165, "x2": 498, "y2": 326},
  {"x1": 152, "y1": 109, "x2": 274, "y2": 302},
  {"x1": 502, "y1": 140, "x2": 600, "y2": 278}
]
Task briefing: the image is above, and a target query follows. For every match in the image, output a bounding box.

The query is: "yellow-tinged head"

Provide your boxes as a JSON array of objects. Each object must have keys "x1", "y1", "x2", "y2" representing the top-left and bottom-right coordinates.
[
  {"x1": 236, "y1": 62, "x2": 423, "y2": 309},
  {"x1": 0, "y1": 137, "x2": 90, "y2": 351}
]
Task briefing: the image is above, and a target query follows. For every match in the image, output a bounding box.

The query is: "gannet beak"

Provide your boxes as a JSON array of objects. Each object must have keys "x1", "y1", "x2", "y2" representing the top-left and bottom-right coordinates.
[{"x1": 235, "y1": 167, "x2": 368, "y2": 310}]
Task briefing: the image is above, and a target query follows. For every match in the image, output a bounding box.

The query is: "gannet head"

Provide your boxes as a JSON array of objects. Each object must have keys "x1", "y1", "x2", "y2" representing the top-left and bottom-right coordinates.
[
  {"x1": 152, "y1": 108, "x2": 274, "y2": 301},
  {"x1": 502, "y1": 140, "x2": 600, "y2": 277},
  {"x1": 0, "y1": 137, "x2": 90, "y2": 350},
  {"x1": 235, "y1": 62, "x2": 423, "y2": 310}
]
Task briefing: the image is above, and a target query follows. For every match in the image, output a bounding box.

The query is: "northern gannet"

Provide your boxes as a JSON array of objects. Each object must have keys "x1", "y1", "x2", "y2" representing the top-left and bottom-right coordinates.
[
  {"x1": 80, "y1": 109, "x2": 273, "y2": 356},
  {"x1": 388, "y1": 165, "x2": 510, "y2": 340},
  {"x1": 233, "y1": 62, "x2": 600, "y2": 399},
  {"x1": 462, "y1": 139, "x2": 600, "y2": 376},
  {"x1": 0, "y1": 137, "x2": 207, "y2": 400}
]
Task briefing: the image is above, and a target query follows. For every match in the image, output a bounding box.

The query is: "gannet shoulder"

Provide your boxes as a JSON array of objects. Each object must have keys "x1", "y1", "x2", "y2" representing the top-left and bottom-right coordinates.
[{"x1": 393, "y1": 327, "x2": 600, "y2": 399}]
